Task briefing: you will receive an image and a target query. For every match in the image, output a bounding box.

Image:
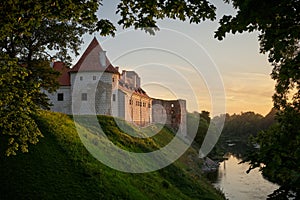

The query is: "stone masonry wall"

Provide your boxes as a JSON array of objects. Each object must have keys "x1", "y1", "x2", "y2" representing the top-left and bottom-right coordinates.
[{"x1": 152, "y1": 99, "x2": 187, "y2": 136}]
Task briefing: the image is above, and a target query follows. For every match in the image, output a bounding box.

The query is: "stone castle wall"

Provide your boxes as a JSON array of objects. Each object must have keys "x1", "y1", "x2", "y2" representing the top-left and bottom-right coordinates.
[
  {"x1": 68, "y1": 71, "x2": 114, "y2": 115},
  {"x1": 44, "y1": 86, "x2": 72, "y2": 114},
  {"x1": 152, "y1": 99, "x2": 187, "y2": 136}
]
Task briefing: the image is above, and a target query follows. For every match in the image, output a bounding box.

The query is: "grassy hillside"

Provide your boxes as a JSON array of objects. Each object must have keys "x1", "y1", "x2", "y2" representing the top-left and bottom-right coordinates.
[{"x1": 0, "y1": 111, "x2": 224, "y2": 200}]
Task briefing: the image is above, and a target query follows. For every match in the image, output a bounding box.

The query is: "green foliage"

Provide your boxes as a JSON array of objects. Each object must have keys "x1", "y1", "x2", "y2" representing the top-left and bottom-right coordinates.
[
  {"x1": 187, "y1": 111, "x2": 210, "y2": 147},
  {"x1": 215, "y1": 1, "x2": 300, "y2": 198},
  {"x1": 116, "y1": 0, "x2": 216, "y2": 34},
  {"x1": 209, "y1": 111, "x2": 275, "y2": 160},
  {"x1": 221, "y1": 112, "x2": 263, "y2": 139},
  {"x1": 0, "y1": 0, "x2": 221, "y2": 156},
  {"x1": 200, "y1": 110, "x2": 211, "y2": 124},
  {"x1": 0, "y1": 56, "x2": 42, "y2": 156},
  {"x1": 0, "y1": 0, "x2": 103, "y2": 155},
  {"x1": 0, "y1": 0, "x2": 100, "y2": 62},
  {"x1": 0, "y1": 111, "x2": 225, "y2": 200},
  {"x1": 215, "y1": 0, "x2": 300, "y2": 112},
  {"x1": 259, "y1": 108, "x2": 277, "y2": 130},
  {"x1": 245, "y1": 108, "x2": 300, "y2": 198}
]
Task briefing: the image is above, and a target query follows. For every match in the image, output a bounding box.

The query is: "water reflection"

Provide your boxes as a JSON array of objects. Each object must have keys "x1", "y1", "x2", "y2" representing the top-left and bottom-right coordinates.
[{"x1": 207, "y1": 154, "x2": 279, "y2": 200}]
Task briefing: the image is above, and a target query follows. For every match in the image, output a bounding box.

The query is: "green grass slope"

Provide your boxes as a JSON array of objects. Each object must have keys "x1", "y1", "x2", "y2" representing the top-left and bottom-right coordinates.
[{"x1": 0, "y1": 111, "x2": 224, "y2": 200}]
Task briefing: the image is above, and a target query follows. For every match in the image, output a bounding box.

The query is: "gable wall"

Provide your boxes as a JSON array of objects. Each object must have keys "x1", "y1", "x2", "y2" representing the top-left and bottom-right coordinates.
[
  {"x1": 70, "y1": 71, "x2": 113, "y2": 115},
  {"x1": 44, "y1": 86, "x2": 72, "y2": 114}
]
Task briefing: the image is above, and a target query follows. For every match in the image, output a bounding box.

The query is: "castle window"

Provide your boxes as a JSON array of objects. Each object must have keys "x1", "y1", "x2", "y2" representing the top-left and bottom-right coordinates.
[
  {"x1": 148, "y1": 103, "x2": 151, "y2": 108},
  {"x1": 171, "y1": 103, "x2": 174, "y2": 108},
  {"x1": 80, "y1": 76, "x2": 83, "y2": 81},
  {"x1": 113, "y1": 94, "x2": 116, "y2": 101},
  {"x1": 112, "y1": 77, "x2": 115, "y2": 82},
  {"x1": 93, "y1": 76, "x2": 96, "y2": 80},
  {"x1": 57, "y1": 93, "x2": 64, "y2": 101},
  {"x1": 81, "y1": 93, "x2": 87, "y2": 101},
  {"x1": 129, "y1": 99, "x2": 132, "y2": 105}
]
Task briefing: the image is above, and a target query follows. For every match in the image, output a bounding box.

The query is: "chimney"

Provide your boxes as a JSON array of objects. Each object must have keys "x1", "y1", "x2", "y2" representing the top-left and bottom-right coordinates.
[
  {"x1": 134, "y1": 74, "x2": 137, "y2": 88},
  {"x1": 122, "y1": 70, "x2": 126, "y2": 83},
  {"x1": 99, "y1": 51, "x2": 107, "y2": 68}
]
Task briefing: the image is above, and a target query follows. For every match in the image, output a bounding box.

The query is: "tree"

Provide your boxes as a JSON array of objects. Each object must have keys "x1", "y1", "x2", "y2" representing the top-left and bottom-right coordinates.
[
  {"x1": 0, "y1": 0, "x2": 216, "y2": 155},
  {"x1": 214, "y1": 0, "x2": 300, "y2": 198},
  {"x1": 3, "y1": 2, "x2": 298, "y2": 197},
  {"x1": 215, "y1": 0, "x2": 300, "y2": 113},
  {"x1": 200, "y1": 110, "x2": 211, "y2": 124},
  {"x1": 108, "y1": 1, "x2": 300, "y2": 196},
  {"x1": 0, "y1": 0, "x2": 103, "y2": 155},
  {"x1": 187, "y1": 111, "x2": 212, "y2": 148},
  {"x1": 114, "y1": 0, "x2": 216, "y2": 34},
  {"x1": 247, "y1": 108, "x2": 300, "y2": 199},
  {"x1": 221, "y1": 112, "x2": 263, "y2": 139},
  {"x1": 0, "y1": 55, "x2": 42, "y2": 156}
]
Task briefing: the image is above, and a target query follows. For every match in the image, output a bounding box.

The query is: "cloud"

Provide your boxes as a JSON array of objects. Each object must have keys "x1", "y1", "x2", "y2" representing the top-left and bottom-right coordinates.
[{"x1": 222, "y1": 72, "x2": 275, "y2": 115}]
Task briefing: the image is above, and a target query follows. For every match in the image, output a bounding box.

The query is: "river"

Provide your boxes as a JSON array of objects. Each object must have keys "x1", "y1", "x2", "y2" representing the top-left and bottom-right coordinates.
[{"x1": 206, "y1": 154, "x2": 279, "y2": 200}]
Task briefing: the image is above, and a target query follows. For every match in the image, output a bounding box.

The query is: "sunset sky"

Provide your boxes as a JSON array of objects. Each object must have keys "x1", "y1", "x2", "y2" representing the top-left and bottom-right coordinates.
[{"x1": 73, "y1": 0, "x2": 275, "y2": 116}]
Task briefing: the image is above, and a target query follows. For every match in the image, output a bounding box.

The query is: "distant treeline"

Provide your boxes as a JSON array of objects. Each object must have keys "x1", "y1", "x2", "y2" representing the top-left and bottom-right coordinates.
[
  {"x1": 212, "y1": 108, "x2": 278, "y2": 159},
  {"x1": 187, "y1": 108, "x2": 278, "y2": 159},
  {"x1": 215, "y1": 108, "x2": 277, "y2": 140}
]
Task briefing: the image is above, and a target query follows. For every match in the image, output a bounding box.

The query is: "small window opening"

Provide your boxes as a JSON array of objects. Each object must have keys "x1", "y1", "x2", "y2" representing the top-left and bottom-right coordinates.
[
  {"x1": 81, "y1": 93, "x2": 87, "y2": 101},
  {"x1": 57, "y1": 93, "x2": 64, "y2": 101}
]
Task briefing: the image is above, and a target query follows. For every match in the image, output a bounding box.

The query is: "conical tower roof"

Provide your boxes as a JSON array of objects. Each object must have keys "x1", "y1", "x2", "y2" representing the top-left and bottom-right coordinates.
[{"x1": 69, "y1": 37, "x2": 119, "y2": 74}]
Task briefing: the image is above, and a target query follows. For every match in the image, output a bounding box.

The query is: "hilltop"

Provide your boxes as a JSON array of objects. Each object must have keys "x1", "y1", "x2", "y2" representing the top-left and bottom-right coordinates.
[{"x1": 0, "y1": 111, "x2": 224, "y2": 200}]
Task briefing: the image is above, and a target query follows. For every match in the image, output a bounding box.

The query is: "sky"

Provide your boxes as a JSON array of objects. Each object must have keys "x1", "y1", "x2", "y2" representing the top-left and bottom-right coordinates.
[{"x1": 73, "y1": 0, "x2": 275, "y2": 117}]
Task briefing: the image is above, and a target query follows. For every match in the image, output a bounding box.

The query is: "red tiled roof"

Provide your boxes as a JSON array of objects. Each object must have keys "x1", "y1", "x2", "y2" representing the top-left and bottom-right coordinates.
[
  {"x1": 53, "y1": 61, "x2": 71, "y2": 86},
  {"x1": 69, "y1": 37, "x2": 119, "y2": 74}
]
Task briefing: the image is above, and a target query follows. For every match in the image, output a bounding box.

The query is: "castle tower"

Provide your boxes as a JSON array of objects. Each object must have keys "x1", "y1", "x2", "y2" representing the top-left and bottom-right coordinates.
[{"x1": 69, "y1": 37, "x2": 119, "y2": 115}]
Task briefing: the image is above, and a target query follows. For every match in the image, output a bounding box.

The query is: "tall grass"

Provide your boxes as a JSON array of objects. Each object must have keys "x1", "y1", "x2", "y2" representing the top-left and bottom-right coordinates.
[{"x1": 0, "y1": 110, "x2": 225, "y2": 200}]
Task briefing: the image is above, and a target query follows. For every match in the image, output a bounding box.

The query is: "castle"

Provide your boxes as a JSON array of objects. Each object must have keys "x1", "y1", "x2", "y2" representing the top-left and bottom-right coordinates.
[{"x1": 45, "y1": 38, "x2": 187, "y2": 134}]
